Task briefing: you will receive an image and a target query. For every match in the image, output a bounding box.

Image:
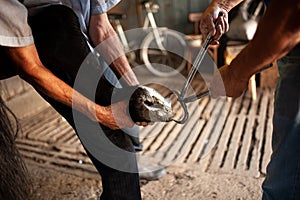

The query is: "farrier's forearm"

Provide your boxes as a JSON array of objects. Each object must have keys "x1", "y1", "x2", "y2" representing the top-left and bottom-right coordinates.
[
  {"x1": 88, "y1": 13, "x2": 139, "y2": 86},
  {"x1": 229, "y1": 0, "x2": 300, "y2": 80},
  {"x1": 5, "y1": 45, "x2": 110, "y2": 123}
]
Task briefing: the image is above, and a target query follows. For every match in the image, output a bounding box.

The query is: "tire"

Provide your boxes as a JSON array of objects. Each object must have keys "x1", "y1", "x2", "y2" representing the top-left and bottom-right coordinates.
[{"x1": 140, "y1": 29, "x2": 187, "y2": 77}]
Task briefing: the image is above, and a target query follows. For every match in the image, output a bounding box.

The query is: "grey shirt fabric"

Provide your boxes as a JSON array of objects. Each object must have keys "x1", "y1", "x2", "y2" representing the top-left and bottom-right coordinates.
[
  {"x1": 0, "y1": 0, "x2": 121, "y2": 47},
  {"x1": 0, "y1": 0, "x2": 34, "y2": 47}
]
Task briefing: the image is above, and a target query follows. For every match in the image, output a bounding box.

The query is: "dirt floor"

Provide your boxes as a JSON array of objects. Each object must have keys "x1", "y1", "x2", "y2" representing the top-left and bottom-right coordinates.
[{"x1": 27, "y1": 161, "x2": 264, "y2": 200}]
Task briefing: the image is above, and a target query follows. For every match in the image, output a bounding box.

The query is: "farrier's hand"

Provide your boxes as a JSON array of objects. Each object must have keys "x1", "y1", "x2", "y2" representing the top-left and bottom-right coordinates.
[
  {"x1": 95, "y1": 101, "x2": 134, "y2": 130},
  {"x1": 200, "y1": 4, "x2": 229, "y2": 45},
  {"x1": 210, "y1": 64, "x2": 249, "y2": 98},
  {"x1": 95, "y1": 101, "x2": 152, "y2": 130}
]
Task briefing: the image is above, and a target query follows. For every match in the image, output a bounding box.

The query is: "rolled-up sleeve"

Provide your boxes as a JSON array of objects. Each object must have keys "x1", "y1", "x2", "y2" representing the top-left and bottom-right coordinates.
[
  {"x1": 90, "y1": 0, "x2": 121, "y2": 15},
  {"x1": 0, "y1": 0, "x2": 34, "y2": 47}
]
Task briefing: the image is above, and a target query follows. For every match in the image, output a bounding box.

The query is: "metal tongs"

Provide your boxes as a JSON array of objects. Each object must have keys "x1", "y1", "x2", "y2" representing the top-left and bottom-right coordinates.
[{"x1": 171, "y1": 14, "x2": 223, "y2": 124}]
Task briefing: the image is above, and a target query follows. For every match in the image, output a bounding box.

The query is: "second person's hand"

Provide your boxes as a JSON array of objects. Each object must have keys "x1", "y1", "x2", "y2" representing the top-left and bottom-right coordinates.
[{"x1": 200, "y1": 3, "x2": 229, "y2": 45}]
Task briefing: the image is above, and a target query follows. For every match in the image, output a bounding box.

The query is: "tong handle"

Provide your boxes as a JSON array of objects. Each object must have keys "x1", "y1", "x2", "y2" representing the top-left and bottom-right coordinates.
[
  {"x1": 205, "y1": 12, "x2": 224, "y2": 44},
  {"x1": 171, "y1": 13, "x2": 224, "y2": 124},
  {"x1": 180, "y1": 12, "x2": 224, "y2": 100}
]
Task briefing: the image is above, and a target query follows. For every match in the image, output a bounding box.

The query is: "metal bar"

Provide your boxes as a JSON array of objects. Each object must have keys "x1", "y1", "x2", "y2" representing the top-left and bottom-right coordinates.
[
  {"x1": 183, "y1": 90, "x2": 210, "y2": 103},
  {"x1": 179, "y1": 12, "x2": 224, "y2": 102},
  {"x1": 179, "y1": 33, "x2": 212, "y2": 100}
]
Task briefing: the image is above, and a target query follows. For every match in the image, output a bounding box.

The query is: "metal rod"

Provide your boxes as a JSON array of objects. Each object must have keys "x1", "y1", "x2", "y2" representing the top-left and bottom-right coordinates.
[
  {"x1": 179, "y1": 33, "x2": 212, "y2": 100},
  {"x1": 183, "y1": 90, "x2": 210, "y2": 103},
  {"x1": 179, "y1": 12, "x2": 223, "y2": 101}
]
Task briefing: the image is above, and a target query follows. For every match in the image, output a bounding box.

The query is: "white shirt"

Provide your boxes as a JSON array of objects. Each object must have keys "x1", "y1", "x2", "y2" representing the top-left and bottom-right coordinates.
[{"x1": 0, "y1": 0, "x2": 120, "y2": 47}]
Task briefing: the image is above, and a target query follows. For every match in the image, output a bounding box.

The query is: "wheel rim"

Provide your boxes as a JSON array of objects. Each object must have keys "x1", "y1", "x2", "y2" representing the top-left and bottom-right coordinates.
[{"x1": 141, "y1": 30, "x2": 188, "y2": 77}]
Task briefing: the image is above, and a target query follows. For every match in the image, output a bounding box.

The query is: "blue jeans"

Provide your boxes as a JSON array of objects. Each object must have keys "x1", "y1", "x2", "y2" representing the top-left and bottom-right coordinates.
[
  {"x1": 28, "y1": 5, "x2": 141, "y2": 200},
  {"x1": 262, "y1": 45, "x2": 300, "y2": 200}
]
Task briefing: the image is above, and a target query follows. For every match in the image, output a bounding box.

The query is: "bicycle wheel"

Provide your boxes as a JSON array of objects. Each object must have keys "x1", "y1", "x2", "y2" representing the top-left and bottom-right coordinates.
[{"x1": 140, "y1": 29, "x2": 187, "y2": 77}]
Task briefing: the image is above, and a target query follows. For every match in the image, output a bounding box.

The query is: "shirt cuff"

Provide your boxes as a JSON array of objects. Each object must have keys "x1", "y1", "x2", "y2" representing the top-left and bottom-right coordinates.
[
  {"x1": 90, "y1": 0, "x2": 121, "y2": 15},
  {"x1": 0, "y1": 35, "x2": 34, "y2": 47}
]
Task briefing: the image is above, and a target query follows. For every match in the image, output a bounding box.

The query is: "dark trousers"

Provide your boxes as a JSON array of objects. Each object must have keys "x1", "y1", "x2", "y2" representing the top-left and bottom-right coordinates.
[{"x1": 26, "y1": 5, "x2": 141, "y2": 200}]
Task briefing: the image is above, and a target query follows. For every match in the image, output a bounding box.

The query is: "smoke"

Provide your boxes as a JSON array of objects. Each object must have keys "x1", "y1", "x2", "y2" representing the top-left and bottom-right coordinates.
[{"x1": 0, "y1": 97, "x2": 30, "y2": 199}]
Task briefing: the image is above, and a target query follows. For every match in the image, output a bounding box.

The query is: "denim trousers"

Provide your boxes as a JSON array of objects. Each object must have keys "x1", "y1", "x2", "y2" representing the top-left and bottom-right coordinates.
[
  {"x1": 262, "y1": 45, "x2": 300, "y2": 200},
  {"x1": 27, "y1": 5, "x2": 141, "y2": 200}
]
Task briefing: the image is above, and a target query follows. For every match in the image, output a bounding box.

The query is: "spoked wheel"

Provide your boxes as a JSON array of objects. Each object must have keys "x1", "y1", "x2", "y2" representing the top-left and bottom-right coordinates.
[{"x1": 140, "y1": 29, "x2": 187, "y2": 77}]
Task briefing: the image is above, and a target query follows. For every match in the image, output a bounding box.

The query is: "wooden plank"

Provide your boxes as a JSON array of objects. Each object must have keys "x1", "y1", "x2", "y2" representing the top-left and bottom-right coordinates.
[
  {"x1": 19, "y1": 150, "x2": 48, "y2": 164},
  {"x1": 208, "y1": 100, "x2": 237, "y2": 172},
  {"x1": 261, "y1": 89, "x2": 274, "y2": 174},
  {"x1": 141, "y1": 122, "x2": 169, "y2": 153},
  {"x1": 198, "y1": 98, "x2": 228, "y2": 160},
  {"x1": 236, "y1": 94, "x2": 259, "y2": 171},
  {"x1": 160, "y1": 101, "x2": 205, "y2": 165},
  {"x1": 145, "y1": 123, "x2": 177, "y2": 153},
  {"x1": 18, "y1": 142, "x2": 90, "y2": 165},
  {"x1": 25, "y1": 159, "x2": 99, "y2": 180},
  {"x1": 21, "y1": 108, "x2": 59, "y2": 131},
  {"x1": 21, "y1": 114, "x2": 59, "y2": 137},
  {"x1": 249, "y1": 88, "x2": 270, "y2": 177},
  {"x1": 151, "y1": 118, "x2": 191, "y2": 163},
  {"x1": 175, "y1": 97, "x2": 210, "y2": 163},
  {"x1": 194, "y1": 99, "x2": 230, "y2": 172},
  {"x1": 238, "y1": 92, "x2": 252, "y2": 115},
  {"x1": 39, "y1": 119, "x2": 69, "y2": 136},
  {"x1": 150, "y1": 96, "x2": 209, "y2": 163},
  {"x1": 16, "y1": 137, "x2": 46, "y2": 145},
  {"x1": 186, "y1": 98, "x2": 218, "y2": 163},
  {"x1": 23, "y1": 148, "x2": 96, "y2": 173},
  {"x1": 65, "y1": 133, "x2": 81, "y2": 145},
  {"x1": 188, "y1": 98, "x2": 228, "y2": 171},
  {"x1": 222, "y1": 115, "x2": 246, "y2": 171},
  {"x1": 174, "y1": 120, "x2": 206, "y2": 164},
  {"x1": 261, "y1": 116, "x2": 273, "y2": 175},
  {"x1": 50, "y1": 126, "x2": 76, "y2": 143},
  {"x1": 26, "y1": 116, "x2": 63, "y2": 140},
  {"x1": 139, "y1": 124, "x2": 158, "y2": 143}
]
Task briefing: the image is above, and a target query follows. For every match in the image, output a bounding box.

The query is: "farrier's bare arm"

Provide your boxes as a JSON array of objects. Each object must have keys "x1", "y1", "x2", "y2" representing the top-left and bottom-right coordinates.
[
  {"x1": 88, "y1": 13, "x2": 139, "y2": 86},
  {"x1": 213, "y1": 0, "x2": 300, "y2": 98},
  {"x1": 5, "y1": 45, "x2": 133, "y2": 129},
  {"x1": 229, "y1": 0, "x2": 300, "y2": 81}
]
